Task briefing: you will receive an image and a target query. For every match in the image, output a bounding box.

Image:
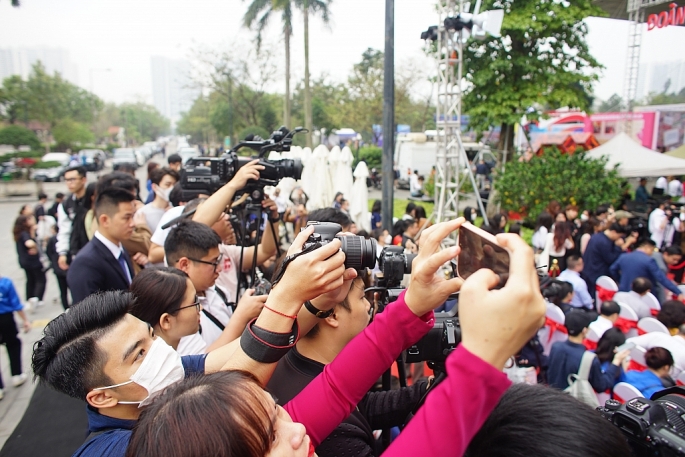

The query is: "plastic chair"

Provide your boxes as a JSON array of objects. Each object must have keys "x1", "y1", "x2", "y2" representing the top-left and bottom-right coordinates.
[
  {"x1": 583, "y1": 328, "x2": 600, "y2": 351},
  {"x1": 613, "y1": 382, "x2": 644, "y2": 404},
  {"x1": 538, "y1": 302, "x2": 567, "y2": 356},
  {"x1": 676, "y1": 371, "x2": 685, "y2": 386},
  {"x1": 637, "y1": 317, "x2": 670, "y2": 335},
  {"x1": 615, "y1": 303, "x2": 639, "y2": 338},
  {"x1": 627, "y1": 345, "x2": 647, "y2": 372},
  {"x1": 642, "y1": 292, "x2": 661, "y2": 316},
  {"x1": 678, "y1": 284, "x2": 685, "y2": 296},
  {"x1": 596, "y1": 276, "x2": 618, "y2": 311}
]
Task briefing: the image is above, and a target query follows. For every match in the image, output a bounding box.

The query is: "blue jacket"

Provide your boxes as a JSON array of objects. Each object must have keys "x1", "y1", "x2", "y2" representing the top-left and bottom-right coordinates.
[
  {"x1": 635, "y1": 185, "x2": 649, "y2": 203},
  {"x1": 548, "y1": 340, "x2": 619, "y2": 392},
  {"x1": 609, "y1": 250, "x2": 681, "y2": 296},
  {"x1": 0, "y1": 277, "x2": 22, "y2": 315},
  {"x1": 623, "y1": 370, "x2": 666, "y2": 399},
  {"x1": 582, "y1": 233, "x2": 623, "y2": 284}
]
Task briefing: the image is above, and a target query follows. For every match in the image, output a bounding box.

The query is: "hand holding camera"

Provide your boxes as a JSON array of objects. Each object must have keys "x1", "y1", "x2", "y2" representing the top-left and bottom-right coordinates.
[{"x1": 226, "y1": 159, "x2": 264, "y2": 193}]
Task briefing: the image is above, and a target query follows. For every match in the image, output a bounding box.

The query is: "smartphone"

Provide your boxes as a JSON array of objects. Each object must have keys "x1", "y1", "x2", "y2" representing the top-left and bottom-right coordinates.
[
  {"x1": 616, "y1": 342, "x2": 636, "y2": 353},
  {"x1": 456, "y1": 222, "x2": 511, "y2": 288}
]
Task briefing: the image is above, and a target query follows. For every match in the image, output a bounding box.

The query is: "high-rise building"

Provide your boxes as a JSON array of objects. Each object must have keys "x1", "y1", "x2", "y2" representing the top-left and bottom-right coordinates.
[
  {"x1": 150, "y1": 57, "x2": 198, "y2": 128},
  {"x1": 0, "y1": 47, "x2": 78, "y2": 85}
]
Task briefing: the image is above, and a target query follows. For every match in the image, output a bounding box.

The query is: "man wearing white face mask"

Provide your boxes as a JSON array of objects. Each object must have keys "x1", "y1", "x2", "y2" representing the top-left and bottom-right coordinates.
[{"x1": 137, "y1": 168, "x2": 179, "y2": 233}]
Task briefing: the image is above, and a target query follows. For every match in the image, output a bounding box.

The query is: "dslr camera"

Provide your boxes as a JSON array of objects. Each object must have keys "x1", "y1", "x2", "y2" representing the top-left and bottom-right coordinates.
[
  {"x1": 181, "y1": 127, "x2": 304, "y2": 200},
  {"x1": 303, "y1": 222, "x2": 376, "y2": 271},
  {"x1": 598, "y1": 388, "x2": 685, "y2": 457}
]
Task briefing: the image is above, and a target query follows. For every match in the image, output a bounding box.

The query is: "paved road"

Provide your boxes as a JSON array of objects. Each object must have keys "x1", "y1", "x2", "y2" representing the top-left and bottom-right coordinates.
[{"x1": 0, "y1": 144, "x2": 174, "y2": 448}]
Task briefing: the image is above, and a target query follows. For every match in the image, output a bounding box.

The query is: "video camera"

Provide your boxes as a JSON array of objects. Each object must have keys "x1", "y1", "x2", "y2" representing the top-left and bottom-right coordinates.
[
  {"x1": 180, "y1": 127, "x2": 304, "y2": 201},
  {"x1": 598, "y1": 388, "x2": 685, "y2": 457}
]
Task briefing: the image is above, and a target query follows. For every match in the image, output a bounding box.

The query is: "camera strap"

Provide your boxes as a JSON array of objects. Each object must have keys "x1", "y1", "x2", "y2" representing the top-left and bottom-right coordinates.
[{"x1": 270, "y1": 241, "x2": 323, "y2": 287}]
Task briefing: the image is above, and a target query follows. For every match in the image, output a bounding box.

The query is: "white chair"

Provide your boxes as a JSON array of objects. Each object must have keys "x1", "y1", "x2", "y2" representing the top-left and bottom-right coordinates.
[
  {"x1": 677, "y1": 371, "x2": 685, "y2": 386},
  {"x1": 642, "y1": 292, "x2": 661, "y2": 316},
  {"x1": 583, "y1": 328, "x2": 600, "y2": 351},
  {"x1": 597, "y1": 392, "x2": 611, "y2": 407},
  {"x1": 596, "y1": 276, "x2": 618, "y2": 311},
  {"x1": 616, "y1": 303, "x2": 639, "y2": 338},
  {"x1": 613, "y1": 382, "x2": 643, "y2": 404},
  {"x1": 538, "y1": 302, "x2": 567, "y2": 356},
  {"x1": 678, "y1": 284, "x2": 685, "y2": 296},
  {"x1": 637, "y1": 317, "x2": 670, "y2": 335},
  {"x1": 628, "y1": 345, "x2": 647, "y2": 372}
]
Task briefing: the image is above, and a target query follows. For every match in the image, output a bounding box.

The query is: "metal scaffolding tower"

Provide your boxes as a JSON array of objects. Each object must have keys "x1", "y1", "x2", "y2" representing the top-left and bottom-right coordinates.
[{"x1": 432, "y1": 0, "x2": 488, "y2": 246}]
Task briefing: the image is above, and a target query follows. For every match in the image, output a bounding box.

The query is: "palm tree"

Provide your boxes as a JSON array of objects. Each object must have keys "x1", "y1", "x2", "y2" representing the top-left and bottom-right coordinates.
[
  {"x1": 296, "y1": 0, "x2": 331, "y2": 147},
  {"x1": 243, "y1": 0, "x2": 294, "y2": 129}
]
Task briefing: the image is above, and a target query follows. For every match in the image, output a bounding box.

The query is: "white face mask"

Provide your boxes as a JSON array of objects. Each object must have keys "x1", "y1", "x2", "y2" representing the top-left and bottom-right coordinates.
[
  {"x1": 93, "y1": 337, "x2": 185, "y2": 408},
  {"x1": 580, "y1": 214, "x2": 589, "y2": 221},
  {"x1": 155, "y1": 185, "x2": 173, "y2": 203},
  {"x1": 384, "y1": 235, "x2": 392, "y2": 244}
]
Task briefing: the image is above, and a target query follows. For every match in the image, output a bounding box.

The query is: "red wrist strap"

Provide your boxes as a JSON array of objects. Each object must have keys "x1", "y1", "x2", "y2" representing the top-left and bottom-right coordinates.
[{"x1": 263, "y1": 304, "x2": 297, "y2": 320}]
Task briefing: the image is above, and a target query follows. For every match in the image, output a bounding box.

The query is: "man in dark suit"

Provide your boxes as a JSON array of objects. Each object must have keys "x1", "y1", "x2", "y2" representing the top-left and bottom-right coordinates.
[
  {"x1": 610, "y1": 238, "x2": 684, "y2": 301},
  {"x1": 67, "y1": 188, "x2": 136, "y2": 305}
]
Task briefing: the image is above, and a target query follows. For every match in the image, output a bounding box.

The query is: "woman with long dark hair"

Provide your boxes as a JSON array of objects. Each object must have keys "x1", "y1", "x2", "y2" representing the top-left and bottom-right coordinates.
[
  {"x1": 13, "y1": 215, "x2": 46, "y2": 309},
  {"x1": 371, "y1": 199, "x2": 382, "y2": 229},
  {"x1": 546, "y1": 213, "x2": 574, "y2": 272},
  {"x1": 532, "y1": 212, "x2": 553, "y2": 253}
]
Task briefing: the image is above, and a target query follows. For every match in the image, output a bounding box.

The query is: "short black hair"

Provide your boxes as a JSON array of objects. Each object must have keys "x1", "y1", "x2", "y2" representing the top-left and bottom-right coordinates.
[
  {"x1": 97, "y1": 172, "x2": 138, "y2": 195},
  {"x1": 645, "y1": 347, "x2": 674, "y2": 370},
  {"x1": 595, "y1": 204, "x2": 610, "y2": 216},
  {"x1": 607, "y1": 222, "x2": 626, "y2": 234},
  {"x1": 665, "y1": 245, "x2": 683, "y2": 256},
  {"x1": 95, "y1": 187, "x2": 135, "y2": 218},
  {"x1": 464, "y1": 384, "x2": 632, "y2": 457},
  {"x1": 308, "y1": 208, "x2": 353, "y2": 230},
  {"x1": 405, "y1": 202, "x2": 416, "y2": 215},
  {"x1": 657, "y1": 300, "x2": 685, "y2": 329},
  {"x1": 508, "y1": 222, "x2": 521, "y2": 235},
  {"x1": 632, "y1": 277, "x2": 653, "y2": 295},
  {"x1": 637, "y1": 238, "x2": 657, "y2": 248},
  {"x1": 150, "y1": 167, "x2": 180, "y2": 186},
  {"x1": 567, "y1": 255, "x2": 582, "y2": 270},
  {"x1": 31, "y1": 291, "x2": 133, "y2": 400},
  {"x1": 165, "y1": 220, "x2": 221, "y2": 267},
  {"x1": 38, "y1": 192, "x2": 47, "y2": 200},
  {"x1": 117, "y1": 163, "x2": 136, "y2": 174},
  {"x1": 167, "y1": 153, "x2": 182, "y2": 165},
  {"x1": 600, "y1": 300, "x2": 620, "y2": 317},
  {"x1": 65, "y1": 165, "x2": 87, "y2": 177}
]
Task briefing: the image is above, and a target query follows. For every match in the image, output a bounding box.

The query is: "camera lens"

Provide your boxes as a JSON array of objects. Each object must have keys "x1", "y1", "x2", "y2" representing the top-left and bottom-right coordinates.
[
  {"x1": 275, "y1": 159, "x2": 303, "y2": 180},
  {"x1": 339, "y1": 236, "x2": 377, "y2": 270}
]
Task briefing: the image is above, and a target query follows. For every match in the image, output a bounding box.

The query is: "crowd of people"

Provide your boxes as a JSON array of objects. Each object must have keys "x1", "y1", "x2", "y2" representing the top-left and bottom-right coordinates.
[{"x1": 4, "y1": 154, "x2": 685, "y2": 456}]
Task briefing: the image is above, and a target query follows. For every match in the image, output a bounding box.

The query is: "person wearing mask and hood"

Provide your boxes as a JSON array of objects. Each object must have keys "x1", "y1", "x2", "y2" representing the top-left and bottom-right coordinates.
[{"x1": 138, "y1": 168, "x2": 180, "y2": 233}]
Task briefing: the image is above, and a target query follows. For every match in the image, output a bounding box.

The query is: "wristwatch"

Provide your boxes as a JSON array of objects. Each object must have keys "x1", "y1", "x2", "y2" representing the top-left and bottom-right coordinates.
[{"x1": 304, "y1": 300, "x2": 334, "y2": 318}]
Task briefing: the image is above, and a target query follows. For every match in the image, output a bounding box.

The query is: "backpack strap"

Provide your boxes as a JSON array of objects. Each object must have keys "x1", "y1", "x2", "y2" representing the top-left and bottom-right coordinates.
[
  {"x1": 214, "y1": 286, "x2": 236, "y2": 313},
  {"x1": 578, "y1": 351, "x2": 596, "y2": 381},
  {"x1": 201, "y1": 309, "x2": 225, "y2": 331}
]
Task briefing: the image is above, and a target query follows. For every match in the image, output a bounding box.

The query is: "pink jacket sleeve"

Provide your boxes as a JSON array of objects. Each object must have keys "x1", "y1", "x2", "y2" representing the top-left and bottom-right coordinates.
[
  {"x1": 383, "y1": 344, "x2": 511, "y2": 456},
  {"x1": 284, "y1": 290, "x2": 434, "y2": 446}
]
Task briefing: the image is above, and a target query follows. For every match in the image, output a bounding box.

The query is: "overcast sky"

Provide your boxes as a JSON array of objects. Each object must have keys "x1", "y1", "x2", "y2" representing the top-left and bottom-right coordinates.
[{"x1": 0, "y1": 0, "x2": 684, "y2": 106}]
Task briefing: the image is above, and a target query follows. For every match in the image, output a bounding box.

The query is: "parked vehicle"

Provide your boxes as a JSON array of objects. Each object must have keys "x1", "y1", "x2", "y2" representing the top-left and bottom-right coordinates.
[
  {"x1": 112, "y1": 148, "x2": 140, "y2": 170},
  {"x1": 136, "y1": 146, "x2": 153, "y2": 161},
  {"x1": 178, "y1": 147, "x2": 200, "y2": 165},
  {"x1": 143, "y1": 141, "x2": 160, "y2": 155},
  {"x1": 79, "y1": 149, "x2": 107, "y2": 171},
  {"x1": 32, "y1": 152, "x2": 71, "y2": 182}
]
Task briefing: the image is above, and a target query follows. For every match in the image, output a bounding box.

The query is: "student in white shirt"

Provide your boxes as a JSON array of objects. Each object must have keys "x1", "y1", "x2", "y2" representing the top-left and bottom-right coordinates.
[
  {"x1": 589, "y1": 301, "x2": 620, "y2": 339},
  {"x1": 137, "y1": 168, "x2": 179, "y2": 233}
]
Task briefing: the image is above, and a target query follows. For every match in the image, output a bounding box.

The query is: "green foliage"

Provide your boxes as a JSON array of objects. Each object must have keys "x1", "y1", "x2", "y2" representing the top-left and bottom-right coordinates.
[
  {"x1": 0, "y1": 150, "x2": 44, "y2": 159},
  {"x1": 237, "y1": 126, "x2": 271, "y2": 142},
  {"x1": 0, "y1": 125, "x2": 40, "y2": 149},
  {"x1": 641, "y1": 86, "x2": 685, "y2": 106},
  {"x1": 495, "y1": 148, "x2": 622, "y2": 223},
  {"x1": 462, "y1": 0, "x2": 604, "y2": 150},
  {"x1": 32, "y1": 160, "x2": 62, "y2": 169},
  {"x1": 356, "y1": 146, "x2": 382, "y2": 169},
  {"x1": 52, "y1": 119, "x2": 94, "y2": 150},
  {"x1": 598, "y1": 94, "x2": 625, "y2": 112}
]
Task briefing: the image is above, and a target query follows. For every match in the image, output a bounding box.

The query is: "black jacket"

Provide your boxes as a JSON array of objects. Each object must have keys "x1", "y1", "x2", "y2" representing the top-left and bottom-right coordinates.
[
  {"x1": 267, "y1": 347, "x2": 427, "y2": 457},
  {"x1": 67, "y1": 237, "x2": 134, "y2": 305}
]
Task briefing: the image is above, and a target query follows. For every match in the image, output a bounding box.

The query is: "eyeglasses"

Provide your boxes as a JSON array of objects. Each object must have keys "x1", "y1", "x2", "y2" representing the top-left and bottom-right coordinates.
[
  {"x1": 65, "y1": 177, "x2": 83, "y2": 183},
  {"x1": 171, "y1": 297, "x2": 201, "y2": 313},
  {"x1": 188, "y1": 254, "x2": 223, "y2": 270}
]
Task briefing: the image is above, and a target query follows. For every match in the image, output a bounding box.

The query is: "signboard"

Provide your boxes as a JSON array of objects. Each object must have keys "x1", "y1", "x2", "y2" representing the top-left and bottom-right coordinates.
[{"x1": 647, "y1": 3, "x2": 685, "y2": 31}]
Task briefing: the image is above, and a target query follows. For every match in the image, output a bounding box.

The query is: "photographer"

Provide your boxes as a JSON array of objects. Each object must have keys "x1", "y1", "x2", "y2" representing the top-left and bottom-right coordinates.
[
  {"x1": 32, "y1": 225, "x2": 350, "y2": 457},
  {"x1": 125, "y1": 220, "x2": 548, "y2": 457},
  {"x1": 190, "y1": 159, "x2": 279, "y2": 297}
]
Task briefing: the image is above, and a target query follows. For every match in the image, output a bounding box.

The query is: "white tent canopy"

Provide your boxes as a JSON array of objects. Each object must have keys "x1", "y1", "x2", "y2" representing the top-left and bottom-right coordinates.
[{"x1": 586, "y1": 133, "x2": 685, "y2": 178}]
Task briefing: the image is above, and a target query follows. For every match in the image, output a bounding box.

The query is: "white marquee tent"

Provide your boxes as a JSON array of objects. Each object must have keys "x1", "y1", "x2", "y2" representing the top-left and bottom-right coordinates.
[{"x1": 586, "y1": 133, "x2": 685, "y2": 178}]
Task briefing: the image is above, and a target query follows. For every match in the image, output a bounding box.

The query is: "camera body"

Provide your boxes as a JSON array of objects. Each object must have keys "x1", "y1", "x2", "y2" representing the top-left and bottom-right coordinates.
[
  {"x1": 303, "y1": 222, "x2": 377, "y2": 271},
  {"x1": 405, "y1": 308, "x2": 460, "y2": 364},
  {"x1": 180, "y1": 127, "x2": 303, "y2": 198},
  {"x1": 598, "y1": 388, "x2": 685, "y2": 457},
  {"x1": 378, "y1": 246, "x2": 415, "y2": 289}
]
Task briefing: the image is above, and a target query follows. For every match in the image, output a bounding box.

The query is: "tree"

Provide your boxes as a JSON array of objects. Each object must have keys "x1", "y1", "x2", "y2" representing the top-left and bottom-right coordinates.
[
  {"x1": 598, "y1": 94, "x2": 625, "y2": 112},
  {"x1": 642, "y1": 86, "x2": 685, "y2": 106},
  {"x1": 0, "y1": 125, "x2": 40, "y2": 149},
  {"x1": 495, "y1": 148, "x2": 622, "y2": 223},
  {"x1": 52, "y1": 119, "x2": 95, "y2": 150},
  {"x1": 118, "y1": 102, "x2": 170, "y2": 144},
  {"x1": 462, "y1": 0, "x2": 604, "y2": 155},
  {"x1": 0, "y1": 75, "x2": 29, "y2": 124},
  {"x1": 297, "y1": 0, "x2": 332, "y2": 147},
  {"x1": 243, "y1": 0, "x2": 294, "y2": 129},
  {"x1": 177, "y1": 97, "x2": 215, "y2": 145}
]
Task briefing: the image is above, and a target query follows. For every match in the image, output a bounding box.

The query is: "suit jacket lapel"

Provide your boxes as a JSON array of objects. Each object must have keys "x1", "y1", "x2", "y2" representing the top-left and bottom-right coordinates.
[{"x1": 92, "y1": 237, "x2": 130, "y2": 286}]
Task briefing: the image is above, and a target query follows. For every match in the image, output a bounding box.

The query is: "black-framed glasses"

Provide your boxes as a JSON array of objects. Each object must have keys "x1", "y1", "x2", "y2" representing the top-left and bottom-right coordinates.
[
  {"x1": 188, "y1": 254, "x2": 223, "y2": 270},
  {"x1": 170, "y1": 296, "x2": 201, "y2": 313}
]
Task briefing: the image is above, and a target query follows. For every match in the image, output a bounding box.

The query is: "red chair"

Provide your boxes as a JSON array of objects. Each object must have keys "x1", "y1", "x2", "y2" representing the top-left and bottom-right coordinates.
[
  {"x1": 614, "y1": 303, "x2": 639, "y2": 338},
  {"x1": 637, "y1": 317, "x2": 669, "y2": 336},
  {"x1": 613, "y1": 382, "x2": 643, "y2": 404},
  {"x1": 596, "y1": 276, "x2": 618, "y2": 312},
  {"x1": 538, "y1": 303, "x2": 567, "y2": 356}
]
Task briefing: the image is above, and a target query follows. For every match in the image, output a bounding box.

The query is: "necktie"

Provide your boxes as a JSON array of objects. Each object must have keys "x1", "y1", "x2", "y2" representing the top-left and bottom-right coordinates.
[{"x1": 118, "y1": 252, "x2": 131, "y2": 284}]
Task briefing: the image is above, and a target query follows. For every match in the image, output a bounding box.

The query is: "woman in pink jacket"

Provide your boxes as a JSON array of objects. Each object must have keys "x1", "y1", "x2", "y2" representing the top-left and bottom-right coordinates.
[{"x1": 126, "y1": 219, "x2": 546, "y2": 457}]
